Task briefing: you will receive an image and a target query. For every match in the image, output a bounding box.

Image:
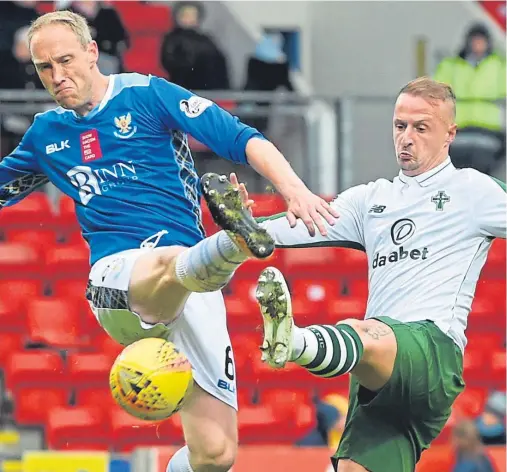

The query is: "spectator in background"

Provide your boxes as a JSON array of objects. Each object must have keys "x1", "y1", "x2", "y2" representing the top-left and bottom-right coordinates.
[
  {"x1": 160, "y1": 1, "x2": 230, "y2": 91},
  {"x1": 242, "y1": 32, "x2": 294, "y2": 133},
  {"x1": 244, "y1": 32, "x2": 294, "y2": 93},
  {"x1": 452, "y1": 419, "x2": 496, "y2": 472},
  {"x1": 66, "y1": 1, "x2": 129, "y2": 74},
  {"x1": 434, "y1": 23, "x2": 506, "y2": 175},
  {"x1": 0, "y1": 26, "x2": 43, "y2": 90},
  {"x1": 0, "y1": 1, "x2": 39, "y2": 55},
  {"x1": 476, "y1": 391, "x2": 506, "y2": 446},
  {"x1": 0, "y1": 26, "x2": 43, "y2": 156},
  {"x1": 297, "y1": 393, "x2": 348, "y2": 449}
]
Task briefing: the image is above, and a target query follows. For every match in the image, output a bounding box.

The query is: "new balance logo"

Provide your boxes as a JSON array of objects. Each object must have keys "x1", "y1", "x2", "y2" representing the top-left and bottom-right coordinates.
[
  {"x1": 369, "y1": 205, "x2": 386, "y2": 214},
  {"x1": 46, "y1": 140, "x2": 70, "y2": 154}
]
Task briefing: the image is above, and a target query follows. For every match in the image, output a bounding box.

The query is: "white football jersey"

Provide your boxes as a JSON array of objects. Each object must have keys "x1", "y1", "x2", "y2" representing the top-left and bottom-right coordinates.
[{"x1": 261, "y1": 159, "x2": 506, "y2": 351}]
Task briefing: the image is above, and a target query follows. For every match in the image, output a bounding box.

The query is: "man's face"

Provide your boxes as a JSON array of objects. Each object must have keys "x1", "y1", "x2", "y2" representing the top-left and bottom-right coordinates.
[
  {"x1": 471, "y1": 35, "x2": 488, "y2": 57},
  {"x1": 393, "y1": 94, "x2": 457, "y2": 176},
  {"x1": 31, "y1": 23, "x2": 98, "y2": 111}
]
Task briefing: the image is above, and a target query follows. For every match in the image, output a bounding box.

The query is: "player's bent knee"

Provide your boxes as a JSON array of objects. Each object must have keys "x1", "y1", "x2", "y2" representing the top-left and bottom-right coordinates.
[
  {"x1": 337, "y1": 458, "x2": 369, "y2": 472},
  {"x1": 190, "y1": 438, "x2": 237, "y2": 472}
]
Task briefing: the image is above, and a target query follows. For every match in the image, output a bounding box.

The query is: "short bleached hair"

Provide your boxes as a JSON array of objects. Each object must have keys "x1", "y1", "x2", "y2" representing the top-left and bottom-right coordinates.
[
  {"x1": 398, "y1": 76, "x2": 457, "y2": 120},
  {"x1": 28, "y1": 10, "x2": 92, "y2": 51}
]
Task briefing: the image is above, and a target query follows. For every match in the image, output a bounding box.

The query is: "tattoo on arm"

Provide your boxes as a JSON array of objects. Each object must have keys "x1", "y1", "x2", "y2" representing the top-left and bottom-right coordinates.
[{"x1": 361, "y1": 324, "x2": 392, "y2": 340}]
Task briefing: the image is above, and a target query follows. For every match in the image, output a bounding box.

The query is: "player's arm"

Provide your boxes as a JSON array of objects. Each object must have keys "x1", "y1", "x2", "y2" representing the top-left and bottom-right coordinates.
[
  {"x1": 474, "y1": 174, "x2": 506, "y2": 239},
  {"x1": 0, "y1": 127, "x2": 48, "y2": 209},
  {"x1": 257, "y1": 184, "x2": 367, "y2": 249},
  {"x1": 151, "y1": 77, "x2": 339, "y2": 237}
]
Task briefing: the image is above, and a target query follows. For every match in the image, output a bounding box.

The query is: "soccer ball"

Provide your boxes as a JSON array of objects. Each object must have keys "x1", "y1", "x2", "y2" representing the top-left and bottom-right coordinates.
[{"x1": 109, "y1": 338, "x2": 193, "y2": 421}]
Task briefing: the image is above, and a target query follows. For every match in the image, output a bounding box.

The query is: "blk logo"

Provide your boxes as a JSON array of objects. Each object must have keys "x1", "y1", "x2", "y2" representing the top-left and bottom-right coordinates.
[{"x1": 46, "y1": 140, "x2": 70, "y2": 154}]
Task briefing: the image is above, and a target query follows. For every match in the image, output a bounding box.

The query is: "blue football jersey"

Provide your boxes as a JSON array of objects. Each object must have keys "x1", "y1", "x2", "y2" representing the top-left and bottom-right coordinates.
[{"x1": 0, "y1": 73, "x2": 263, "y2": 265}]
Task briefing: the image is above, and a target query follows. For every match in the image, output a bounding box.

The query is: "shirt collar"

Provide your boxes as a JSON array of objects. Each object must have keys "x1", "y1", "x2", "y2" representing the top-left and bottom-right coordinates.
[
  {"x1": 398, "y1": 158, "x2": 454, "y2": 187},
  {"x1": 71, "y1": 74, "x2": 115, "y2": 120}
]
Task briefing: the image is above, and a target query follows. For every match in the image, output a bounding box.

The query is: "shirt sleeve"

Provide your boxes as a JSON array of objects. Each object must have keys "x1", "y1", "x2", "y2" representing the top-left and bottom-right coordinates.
[
  {"x1": 0, "y1": 125, "x2": 48, "y2": 208},
  {"x1": 259, "y1": 184, "x2": 368, "y2": 249},
  {"x1": 150, "y1": 76, "x2": 264, "y2": 164},
  {"x1": 473, "y1": 173, "x2": 506, "y2": 239}
]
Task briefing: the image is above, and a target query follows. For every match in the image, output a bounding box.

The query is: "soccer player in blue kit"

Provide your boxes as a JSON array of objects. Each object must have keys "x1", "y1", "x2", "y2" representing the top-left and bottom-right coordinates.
[{"x1": 1, "y1": 10, "x2": 339, "y2": 472}]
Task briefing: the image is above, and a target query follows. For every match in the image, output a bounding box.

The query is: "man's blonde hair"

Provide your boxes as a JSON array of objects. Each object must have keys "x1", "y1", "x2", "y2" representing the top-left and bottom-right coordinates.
[
  {"x1": 28, "y1": 10, "x2": 92, "y2": 51},
  {"x1": 398, "y1": 76, "x2": 456, "y2": 119}
]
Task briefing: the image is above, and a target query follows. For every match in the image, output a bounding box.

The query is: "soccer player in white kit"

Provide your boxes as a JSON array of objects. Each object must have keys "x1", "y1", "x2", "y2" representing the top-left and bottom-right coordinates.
[
  {"x1": 3, "y1": 11, "x2": 339, "y2": 472},
  {"x1": 207, "y1": 77, "x2": 506, "y2": 472}
]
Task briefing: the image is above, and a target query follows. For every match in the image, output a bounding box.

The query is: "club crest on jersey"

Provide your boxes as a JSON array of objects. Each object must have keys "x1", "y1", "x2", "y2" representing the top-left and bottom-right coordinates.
[{"x1": 114, "y1": 113, "x2": 137, "y2": 139}]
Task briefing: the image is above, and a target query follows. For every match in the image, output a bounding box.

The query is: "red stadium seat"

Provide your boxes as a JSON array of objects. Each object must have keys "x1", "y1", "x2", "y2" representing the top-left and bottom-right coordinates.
[
  {"x1": 463, "y1": 348, "x2": 491, "y2": 386},
  {"x1": 232, "y1": 251, "x2": 285, "y2": 279},
  {"x1": 250, "y1": 194, "x2": 286, "y2": 217},
  {"x1": 0, "y1": 193, "x2": 53, "y2": 230},
  {"x1": 250, "y1": 352, "x2": 311, "y2": 388},
  {"x1": 95, "y1": 333, "x2": 124, "y2": 358},
  {"x1": 5, "y1": 351, "x2": 66, "y2": 388},
  {"x1": 51, "y1": 277, "x2": 88, "y2": 299},
  {"x1": 3, "y1": 229, "x2": 58, "y2": 255},
  {"x1": 110, "y1": 410, "x2": 181, "y2": 452},
  {"x1": 491, "y1": 349, "x2": 506, "y2": 389},
  {"x1": 0, "y1": 333, "x2": 23, "y2": 366},
  {"x1": 230, "y1": 333, "x2": 260, "y2": 383},
  {"x1": 326, "y1": 297, "x2": 367, "y2": 324},
  {"x1": 283, "y1": 247, "x2": 342, "y2": 277},
  {"x1": 26, "y1": 297, "x2": 87, "y2": 349},
  {"x1": 238, "y1": 400, "x2": 315, "y2": 444},
  {"x1": 116, "y1": 2, "x2": 172, "y2": 34},
  {"x1": 0, "y1": 243, "x2": 45, "y2": 279},
  {"x1": 46, "y1": 406, "x2": 109, "y2": 450},
  {"x1": 452, "y1": 388, "x2": 488, "y2": 417},
  {"x1": 45, "y1": 243, "x2": 90, "y2": 280},
  {"x1": 56, "y1": 195, "x2": 80, "y2": 241},
  {"x1": 468, "y1": 296, "x2": 504, "y2": 331},
  {"x1": 0, "y1": 280, "x2": 45, "y2": 332},
  {"x1": 339, "y1": 248, "x2": 369, "y2": 279},
  {"x1": 75, "y1": 388, "x2": 117, "y2": 413},
  {"x1": 68, "y1": 353, "x2": 113, "y2": 390},
  {"x1": 482, "y1": 239, "x2": 506, "y2": 279},
  {"x1": 14, "y1": 387, "x2": 69, "y2": 426}
]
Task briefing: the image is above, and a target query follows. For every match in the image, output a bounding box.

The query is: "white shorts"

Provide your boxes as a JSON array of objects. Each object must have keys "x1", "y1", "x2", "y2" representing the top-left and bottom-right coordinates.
[{"x1": 87, "y1": 248, "x2": 237, "y2": 410}]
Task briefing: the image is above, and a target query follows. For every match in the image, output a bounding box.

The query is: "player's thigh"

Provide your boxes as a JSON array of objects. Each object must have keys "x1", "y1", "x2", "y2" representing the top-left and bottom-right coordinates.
[
  {"x1": 336, "y1": 459, "x2": 369, "y2": 472},
  {"x1": 172, "y1": 291, "x2": 238, "y2": 463},
  {"x1": 87, "y1": 248, "x2": 183, "y2": 345},
  {"x1": 180, "y1": 383, "x2": 237, "y2": 466},
  {"x1": 338, "y1": 318, "x2": 397, "y2": 392},
  {"x1": 128, "y1": 246, "x2": 190, "y2": 323}
]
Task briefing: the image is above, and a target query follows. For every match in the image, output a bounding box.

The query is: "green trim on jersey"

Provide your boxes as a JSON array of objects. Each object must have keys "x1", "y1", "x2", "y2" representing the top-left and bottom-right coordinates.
[
  {"x1": 490, "y1": 176, "x2": 507, "y2": 192},
  {"x1": 277, "y1": 240, "x2": 365, "y2": 251},
  {"x1": 255, "y1": 212, "x2": 365, "y2": 252},
  {"x1": 255, "y1": 212, "x2": 286, "y2": 223}
]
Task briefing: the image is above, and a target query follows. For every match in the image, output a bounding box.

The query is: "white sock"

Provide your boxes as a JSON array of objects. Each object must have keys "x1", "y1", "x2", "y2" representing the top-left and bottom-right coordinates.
[
  {"x1": 291, "y1": 325, "x2": 311, "y2": 360},
  {"x1": 174, "y1": 230, "x2": 248, "y2": 292},
  {"x1": 167, "y1": 446, "x2": 194, "y2": 472}
]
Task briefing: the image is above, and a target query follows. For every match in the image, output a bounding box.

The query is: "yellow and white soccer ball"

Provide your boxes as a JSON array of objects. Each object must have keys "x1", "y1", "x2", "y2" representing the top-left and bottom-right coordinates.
[{"x1": 109, "y1": 338, "x2": 193, "y2": 421}]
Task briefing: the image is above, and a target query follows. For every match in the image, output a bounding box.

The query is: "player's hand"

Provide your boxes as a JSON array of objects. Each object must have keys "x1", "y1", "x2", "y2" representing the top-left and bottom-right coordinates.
[
  {"x1": 230, "y1": 173, "x2": 254, "y2": 215},
  {"x1": 285, "y1": 187, "x2": 339, "y2": 237}
]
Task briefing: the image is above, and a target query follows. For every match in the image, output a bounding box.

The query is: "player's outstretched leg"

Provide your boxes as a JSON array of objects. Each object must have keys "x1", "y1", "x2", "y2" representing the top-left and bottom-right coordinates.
[
  {"x1": 171, "y1": 173, "x2": 274, "y2": 295},
  {"x1": 200, "y1": 173, "x2": 275, "y2": 259},
  {"x1": 256, "y1": 267, "x2": 365, "y2": 377}
]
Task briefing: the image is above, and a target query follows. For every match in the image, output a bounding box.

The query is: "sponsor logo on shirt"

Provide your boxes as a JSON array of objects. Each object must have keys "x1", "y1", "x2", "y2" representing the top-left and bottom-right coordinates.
[
  {"x1": 372, "y1": 219, "x2": 429, "y2": 268},
  {"x1": 46, "y1": 140, "x2": 70, "y2": 154},
  {"x1": 67, "y1": 161, "x2": 138, "y2": 205},
  {"x1": 179, "y1": 96, "x2": 213, "y2": 118}
]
